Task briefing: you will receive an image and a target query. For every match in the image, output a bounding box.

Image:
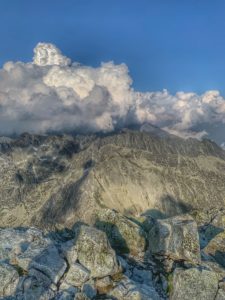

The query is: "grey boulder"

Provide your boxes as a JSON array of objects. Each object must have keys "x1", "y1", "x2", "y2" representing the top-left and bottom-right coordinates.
[
  {"x1": 95, "y1": 209, "x2": 146, "y2": 256},
  {"x1": 18, "y1": 245, "x2": 67, "y2": 284},
  {"x1": 75, "y1": 225, "x2": 119, "y2": 278},
  {"x1": 108, "y1": 277, "x2": 161, "y2": 300},
  {"x1": 63, "y1": 262, "x2": 90, "y2": 287},
  {"x1": 149, "y1": 214, "x2": 200, "y2": 264},
  {"x1": 203, "y1": 230, "x2": 225, "y2": 268},
  {"x1": 170, "y1": 267, "x2": 218, "y2": 300}
]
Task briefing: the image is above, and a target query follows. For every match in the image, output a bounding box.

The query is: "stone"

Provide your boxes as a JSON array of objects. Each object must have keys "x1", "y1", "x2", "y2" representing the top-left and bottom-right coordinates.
[
  {"x1": 0, "y1": 227, "x2": 51, "y2": 263},
  {"x1": 54, "y1": 290, "x2": 75, "y2": 300},
  {"x1": 201, "y1": 260, "x2": 225, "y2": 281},
  {"x1": 108, "y1": 277, "x2": 161, "y2": 300},
  {"x1": 74, "y1": 292, "x2": 90, "y2": 300},
  {"x1": 203, "y1": 230, "x2": 225, "y2": 268},
  {"x1": 60, "y1": 239, "x2": 78, "y2": 265},
  {"x1": 63, "y1": 262, "x2": 90, "y2": 287},
  {"x1": 28, "y1": 268, "x2": 52, "y2": 287},
  {"x1": 131, "y1": 267, "x2": 153, "y2": 285},
  {"x1": 75, "y1": 225, "x2": 119, "y2": 278},
  {"x1": 18, "y1": 245, "x2": 67, "y2": 284},
  {"x1": 216, "y1": 289, "x2": 225, "y2": 300},
  {"x1": 58, "y1": 281, "x2": 78, "y2": 294},
  {"x1": 117, "y1": 256, "x2": 128, "y2": 272},
  {"x1": 0, "y1": 262, "x2": 19, "y2": 297},
  {"x1": 148, "y1": 214, "x2": 201, "y2": 264},
  {"x1": 170, "y1": 267, "x2": 218, "y2": 300},
  {"x1": 18, "y1": 275, "x2": 56, "y2": 300},
  {"x1": 0, "y1": 227, "x2": 67, "y2": 288},
  {"x1": 95, "y1": 276, "x2": 113, "y2": 294},
  {"x1": 82, "y1": 279, "x2": 97, "y2": 299},
  {"x1": 192, "y1": 209, "x2": 225, "y2": 246},
  {"x1": 95, "y1": 209, "x2": 146, "y2": 256}
]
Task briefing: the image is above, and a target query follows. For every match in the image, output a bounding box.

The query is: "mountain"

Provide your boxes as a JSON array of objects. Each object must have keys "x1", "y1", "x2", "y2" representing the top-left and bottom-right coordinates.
[{"x1": 0, "y1": 127, "x2": 225, "y2": 230}]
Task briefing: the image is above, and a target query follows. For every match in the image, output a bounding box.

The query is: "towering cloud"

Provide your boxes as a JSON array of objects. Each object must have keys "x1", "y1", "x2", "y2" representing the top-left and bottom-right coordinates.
[
  {"x1": 33, "y1": 43, "x2": 71, "y2": 66},
  {"x1": 0, "y1": 42, "x2": 225, "y2": 144}
]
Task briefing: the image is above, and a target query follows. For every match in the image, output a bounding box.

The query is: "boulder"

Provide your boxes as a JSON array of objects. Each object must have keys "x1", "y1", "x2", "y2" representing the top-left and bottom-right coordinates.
[
  {"x1": 201, "y1": 260, "x2": 225, "y2": 281},
  {"x1": 75, "y1": 225, "x2": 119, "y2": 278},
  {"x1": 60, "y1": 239, "x2": 78, "y2": 265},
  {"x1": 203, "y1": 231, "x2": 225, "y2": 268},
  {"x1": 18, "y1": 245, "x2": 67, "y2": 284},
  {"x1": 63, "y1": 262, "x2": 90, "y2": 287},
  {"x1": 216, "y1": 289, "x2": 225, "y2": 300},
  {"x1": 0, "y1": 227, "x2": 51, "y2": 263},
  {"x1": 148, "y1": 214, "x2": 200, "y2": 264},
  {"x1": 58, "y1": 282, "x2": 78, "y2": 295},
  {"x1": 95, "y1": 276, "x2": 113, "y2": 294},
  {"x1": 170, "y1": 267, "x2": 218, "y2": 300},
  {"x1": 191, "y1": 208, "x2": 225, "y2": 246},
  {"x1": 21, "y1": 276, "x2": 55, "y2": 300},
  {"x1": 215, "y1": 281, "x2": 225, "y2": 300},
  {"x1": 0, "y1": 262, "x2": 19, "y2": 297},
  {"x1": 130, "y1": 267, "x2": 153, "y2": 285},
  {"x1": 82, "y1": 279, "x2": 97, "y2": 299},
  {"x1": 108, "y1": 277, "x2": 161, "y2": 300},
  {"x1": 95, "y1": 209, "x2": 146, "y2": 256},
  {"x1": 0, "y1": 227, "x2": 68, "y2": 285}
]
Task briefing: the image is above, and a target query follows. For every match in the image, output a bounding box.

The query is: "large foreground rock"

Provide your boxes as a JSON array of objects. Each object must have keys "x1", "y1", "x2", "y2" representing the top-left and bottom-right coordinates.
[
  {"x1": 75, "y1": 225, "x2": 119, "y2": 278},
  {"x1": 170, "y1": 268, "x2": 218, "y2": 300},
  {"x1": 95, "y1": 209, "x2": 146, "y2": 256},
  {"x1": 0, "y1": 227, "x2": 67, "y2": 285},
  {"x1": 17, "y1": 245, "x2": 67, "y2": 284},
  {"x1": 0, "y1": 227, "x2": 51, "y2": 263},
  {"x1": 148, "y1": 214, "x2": 200, "y2": 263}
]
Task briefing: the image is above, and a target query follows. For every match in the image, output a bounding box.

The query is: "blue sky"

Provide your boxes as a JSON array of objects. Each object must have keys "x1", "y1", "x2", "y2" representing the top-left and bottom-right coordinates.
[{"x1": 0, "y1": 0, "x2": 225, "y2": 94}]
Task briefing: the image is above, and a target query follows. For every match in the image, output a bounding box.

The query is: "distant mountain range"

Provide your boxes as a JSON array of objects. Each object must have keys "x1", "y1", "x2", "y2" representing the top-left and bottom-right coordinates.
[{"x1": 0, "y1": 124, "x2": 225, "y2": 230}]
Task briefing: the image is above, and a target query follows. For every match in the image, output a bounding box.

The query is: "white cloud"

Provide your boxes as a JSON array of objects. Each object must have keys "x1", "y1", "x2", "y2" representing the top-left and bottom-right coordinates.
[
  {"x1": 0, "y1": 42, "x2": 225, "y2": 143},
  {"x1": 33, "y1": 43, "x2": 71, "y2": 66}
]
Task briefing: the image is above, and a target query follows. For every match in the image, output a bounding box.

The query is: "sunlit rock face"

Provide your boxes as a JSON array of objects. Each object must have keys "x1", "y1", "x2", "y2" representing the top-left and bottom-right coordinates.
[
  {"x1": 1, "y1": 128, "x2": 225, "y2": 231},
  {"x1": 33, "y1": 42, "x2": 71, "y2": 66}
]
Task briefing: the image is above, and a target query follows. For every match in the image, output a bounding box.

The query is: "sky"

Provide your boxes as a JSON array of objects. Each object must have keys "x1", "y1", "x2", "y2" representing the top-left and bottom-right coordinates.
[
  {"x1": 1, "y1": 0, "x2": 225, "y2": 144},
  {"x1": 1, "y1": 0, "x2": 225, "y2": 94}
]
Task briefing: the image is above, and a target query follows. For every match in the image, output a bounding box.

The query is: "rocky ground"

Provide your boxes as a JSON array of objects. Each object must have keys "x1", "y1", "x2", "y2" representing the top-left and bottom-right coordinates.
[{"x1": 1, "y1": 207, "x2": 225, "y2": 299}]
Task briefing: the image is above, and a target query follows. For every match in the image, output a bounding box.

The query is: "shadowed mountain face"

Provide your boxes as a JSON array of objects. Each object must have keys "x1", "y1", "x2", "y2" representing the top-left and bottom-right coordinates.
[{"x1": 0, "y1": 127, "x2": 225, "y2": 230}]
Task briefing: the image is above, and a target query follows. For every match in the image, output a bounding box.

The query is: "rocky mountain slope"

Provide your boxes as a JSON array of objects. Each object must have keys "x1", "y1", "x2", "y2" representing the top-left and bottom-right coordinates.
[
  {"x1": 1, "y1": 127, "x2": 225, "y2": 299},
  {"x1": 0, "y1": 127, "x2": 225, "y2": 230}
]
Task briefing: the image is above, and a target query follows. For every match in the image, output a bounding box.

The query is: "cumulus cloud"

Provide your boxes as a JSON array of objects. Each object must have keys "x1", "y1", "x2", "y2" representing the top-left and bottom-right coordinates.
[
  {"x1": 1, "y1": 42, "x2": 225, "y2": 144},
  {"x1": 33, "y1": 43, "x2": 71, "y2": 66}
]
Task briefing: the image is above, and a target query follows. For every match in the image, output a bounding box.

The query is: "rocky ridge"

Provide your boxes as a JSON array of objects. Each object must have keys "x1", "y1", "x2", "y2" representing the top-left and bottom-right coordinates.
[
  {"x1": 1, "y1": 128, "x2": 225, "y2": 229},
  {"x1": 1, "y1": 208, "x2": 225, "y2": 299}
]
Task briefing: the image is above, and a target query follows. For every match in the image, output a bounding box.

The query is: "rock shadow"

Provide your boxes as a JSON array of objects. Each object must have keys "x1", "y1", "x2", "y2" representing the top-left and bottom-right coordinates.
[
  {"x1": 94, "y1": 220, "x2": 130, "y2": 255},
  {"x1": 32, "y1": 160, "x2": 95, "y2": 229}
]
